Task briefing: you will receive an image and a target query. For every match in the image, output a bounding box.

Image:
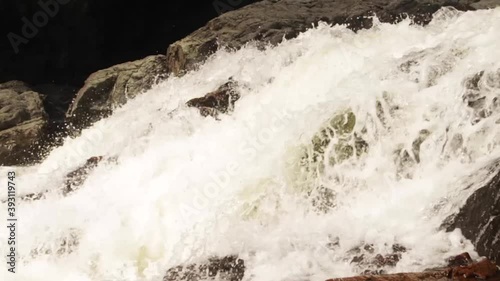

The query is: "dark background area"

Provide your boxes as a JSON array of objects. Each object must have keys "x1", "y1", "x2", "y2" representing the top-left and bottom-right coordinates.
[{"x1": 0, "y1": 0, "x2": 258, "y2": 87}]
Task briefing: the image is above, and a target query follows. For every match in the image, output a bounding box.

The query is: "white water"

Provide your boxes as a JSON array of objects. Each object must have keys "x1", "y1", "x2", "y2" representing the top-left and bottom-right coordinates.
[{"x1": 2, "y1": 7, "x2": 500, "y2": 281}]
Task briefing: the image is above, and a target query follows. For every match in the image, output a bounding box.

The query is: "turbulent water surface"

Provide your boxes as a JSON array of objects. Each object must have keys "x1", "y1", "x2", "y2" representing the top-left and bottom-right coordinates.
[{"x1": 1, "y1": 7, "x2": 500, "y2": 281}]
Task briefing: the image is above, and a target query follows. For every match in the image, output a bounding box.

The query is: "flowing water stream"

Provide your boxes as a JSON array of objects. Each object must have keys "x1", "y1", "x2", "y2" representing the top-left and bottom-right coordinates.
[{"x1": 1, "y1": 7, "x2": 500, "y2": 281}]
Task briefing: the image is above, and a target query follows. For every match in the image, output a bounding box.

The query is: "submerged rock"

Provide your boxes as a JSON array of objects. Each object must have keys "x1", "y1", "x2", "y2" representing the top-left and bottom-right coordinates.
[
  {"x1": 64, "y1": 156, "x2": 109, "y2": 195},
  {"x1": 0, "y1": 81, "x2": 49, "y2": 166},
  {"x1": 462, "y1": 69, "x2": 500, "y2": 124},
  {"x1": 307, "y1": 109, "x2": 364, "y2": 168},
  {"x1": 348, "y1": 243, "x2": 407, "y2": 275},
  {"x1": 295, "y1": 109, "x2": 368, "y2": 213},
  {"x1": 66, "y1": 55, "x2": 168, "y2": 131},
  {"x1": 444, "y1": 159, "x2": 500, "y2": 262},
  {"x1": 13, "y1": 156, "x2": 115, "y2": 201},
  {"x1": 187, "y1": 79, "x2": 240, "y2": 118},
  {"x1": 164, "y1": 255, "x2": 245, "y2": 281}
]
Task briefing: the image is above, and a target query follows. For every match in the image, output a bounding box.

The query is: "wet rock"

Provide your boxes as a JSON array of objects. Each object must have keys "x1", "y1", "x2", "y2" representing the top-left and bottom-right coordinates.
[
  {"x1": 166, "y1": 0, "x2": 498, "y2": 76},
  {"x1": 66, "y1": 55, "x2": 168, "y2": 131},
  {"x1": 349, "y1": 243, "x2": 407, "y2": 275},
  {"x1": 186, "y1": 79, "x2": 240, "y2": 118},
  {"x1": 296, "y1": 109, "x2": 368, "y2": 213},
  {"x1": 64, "y1": 156, "x2": 106, "y2": 195},
  {"x1": 328, "y1": 254, "x2": 499, "y2": 281},
  {"x1": 164, "y1": 255, "x2": 245, "y2": 281},
  {"x1": 447, "y1": 252, "x2": 473, "y2": 267},
  {"x1": 462, "y1": 69, "x2": 500, "y2": 124},
  {"x1": 444, "y1": 160, "x2": 500, "y2": 262},
  {"x1": 0, "y1": 81, "x2": 49, "y2": 166},
  {"x1": 451, "y1": 258, "x2": 499, "y2": 279}
]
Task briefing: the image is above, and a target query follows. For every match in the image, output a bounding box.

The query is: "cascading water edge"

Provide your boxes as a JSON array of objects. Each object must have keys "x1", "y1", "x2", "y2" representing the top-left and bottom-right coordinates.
[{"x1": 1, "y1": 6, "x2": 500, "y2": 281}]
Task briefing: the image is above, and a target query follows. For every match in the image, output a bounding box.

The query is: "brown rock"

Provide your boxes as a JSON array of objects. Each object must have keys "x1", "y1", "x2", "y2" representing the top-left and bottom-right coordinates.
[
  {"x1": 0, "y1": 81, "x2": 49, "y2": 166},
  {"x1": 451, "y1": 258, "x2": 499, "y2": 280},
  {"x1": 186, "y1": 79, "x2": 240, "y2": 118}
]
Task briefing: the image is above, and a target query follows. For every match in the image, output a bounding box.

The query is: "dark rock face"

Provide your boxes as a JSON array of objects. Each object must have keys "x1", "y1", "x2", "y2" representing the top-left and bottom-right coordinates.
[
  {"x1": 66, "y1": 55, "x2": 168, "y2": 130},
  {"x1": 164, "y1": 255, "x2": 245, "y2": 281},
  {"x1": 0, "y1": 81, "x2": 48, "y2": 166},
  {"x1": 186, "y1": 79, "x2": 240, "y2": 118},
  {"x1": 9, "y1": 155, "x2": 114, "y2": 201},
  {"x1": 166, "y1": 0, "x2": 500, "y2": 75},
  {"x1": 445, "y1": 160, "x2": 500, "y2": 263}
]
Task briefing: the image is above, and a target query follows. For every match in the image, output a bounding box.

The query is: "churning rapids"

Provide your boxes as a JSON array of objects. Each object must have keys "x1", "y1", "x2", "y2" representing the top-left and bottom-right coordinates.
[{"x1": 1, "y1": 7, "x2": 500, "y2": 281}]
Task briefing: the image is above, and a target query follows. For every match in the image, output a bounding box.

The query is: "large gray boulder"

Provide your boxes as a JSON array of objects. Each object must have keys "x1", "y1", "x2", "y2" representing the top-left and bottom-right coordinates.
[
  {"x1": 66, "y1": 55, "x2": 168, "y2": 130},
  {"x1": 166, "y1": 0, "x2": 500, "y2": 76},
  {"x1": 0, "y1": 81, "x2": 48, "y2": 166}
]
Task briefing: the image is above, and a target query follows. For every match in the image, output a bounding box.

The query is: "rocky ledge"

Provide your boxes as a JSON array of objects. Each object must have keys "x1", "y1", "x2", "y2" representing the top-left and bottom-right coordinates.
[{"x1": 0, "y1": 81, "x2": 48, "y2": 165}]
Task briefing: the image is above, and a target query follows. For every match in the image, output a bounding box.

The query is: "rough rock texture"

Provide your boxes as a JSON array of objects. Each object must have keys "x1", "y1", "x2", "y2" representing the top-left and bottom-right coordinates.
[
  {"x1": 166, "y1": 0, "x2": 500, "y2": 76},
  {"x1": 349, "y1": 244, "x2": 407, "y2": 275},
  {"x1": 66, "y1": 55, "x2": 168, "y2": 130},
  {"x1": 0, "y1": 81, "x2": 48, "y2": 166},
  {"x1": 327, "y1": 255, "x2": 499, "y2": 281},
  {"x1": 164, "y1": 255, "x2": 245, "y2": 281},
  {"x1": 445, "y1": 160, "x2": 500, "y2": 263},
  {"x1": 186, "y1": 79, "x2": 240, "y2": 118}
]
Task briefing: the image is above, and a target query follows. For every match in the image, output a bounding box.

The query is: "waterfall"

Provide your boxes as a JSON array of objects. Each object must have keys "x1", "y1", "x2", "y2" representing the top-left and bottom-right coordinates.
[{"x1": 1, "y1": 7, "x2": 500, "y2": 281}]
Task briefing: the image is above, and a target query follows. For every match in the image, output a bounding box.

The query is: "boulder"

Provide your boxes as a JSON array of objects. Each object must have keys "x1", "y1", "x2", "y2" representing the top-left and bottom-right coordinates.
[
  {"x1": 165, "y1": 0, "x2": 500, "y2": 76},
  {"x1": 186, "y1": 78, "x2": 240, "y2": 118},
  {"x1": 66, "y1": 55, "x2": 168, "y2": 130},
  {"x1": 326, "y1": 254, "x2": 499, "y2": 281},
  {"x1": 164, "y1": 255, "x2": 245, "y2": 281},
  {"x1": 444, "y1": 160, "x2": 500, "y2": 263},
  {"x1": 0, "y1": 81, "x2": 48, "y2": 166}
]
